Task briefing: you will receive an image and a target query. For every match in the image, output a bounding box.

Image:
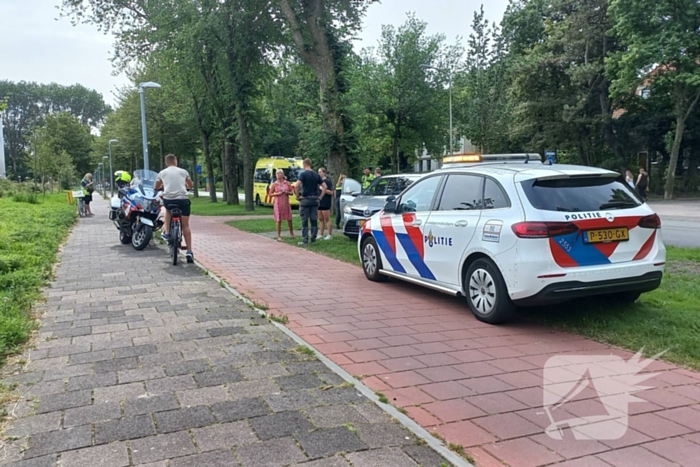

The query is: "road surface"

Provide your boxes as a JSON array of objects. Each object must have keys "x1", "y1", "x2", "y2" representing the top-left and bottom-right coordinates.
[{"x1": 649, "y1": 200, "x2": 700, "y2": 248}]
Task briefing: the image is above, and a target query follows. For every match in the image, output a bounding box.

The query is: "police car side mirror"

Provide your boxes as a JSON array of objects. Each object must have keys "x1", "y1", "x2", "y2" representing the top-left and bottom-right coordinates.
[
  {"x1": 351, "y1": 191, "x2": 361, "y2": 197},
  {"x1": 384, "y1": 196, "x2": 397, "y2": 213}
]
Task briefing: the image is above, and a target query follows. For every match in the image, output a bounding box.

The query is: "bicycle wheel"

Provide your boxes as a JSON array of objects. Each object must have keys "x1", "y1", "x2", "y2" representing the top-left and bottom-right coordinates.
[{"x1": 171, "y1": 221, "x2": 180, "y2": 266}]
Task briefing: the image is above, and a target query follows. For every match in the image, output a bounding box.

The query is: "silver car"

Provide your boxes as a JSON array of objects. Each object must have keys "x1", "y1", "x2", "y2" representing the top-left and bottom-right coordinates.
[{"x1": 342, "y1": 174, "x2": 421, "y2": 238}]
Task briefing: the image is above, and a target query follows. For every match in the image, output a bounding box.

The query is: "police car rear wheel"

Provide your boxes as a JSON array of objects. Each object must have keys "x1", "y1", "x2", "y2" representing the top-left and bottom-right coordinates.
[
  {"x1": 465, "y1": 258, "x2": 515, "y2": 324},
  {"x1": 362, "y1": 237, "x2": 387, "y2": 282}
]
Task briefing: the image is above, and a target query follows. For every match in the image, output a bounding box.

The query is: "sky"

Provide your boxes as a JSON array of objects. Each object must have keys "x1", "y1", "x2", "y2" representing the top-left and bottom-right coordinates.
[{"x1": 0, "y1": 0, "x2": 510, "y2": 108}]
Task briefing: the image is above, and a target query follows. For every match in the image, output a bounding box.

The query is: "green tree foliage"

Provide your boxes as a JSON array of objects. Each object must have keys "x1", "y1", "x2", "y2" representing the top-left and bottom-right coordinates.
[
  {"x1": 0, "y1": 81, "x2": 108, "y2": 179},
  {"x1": 609, "y1": 0, "x2": 700, "y2": 199}
]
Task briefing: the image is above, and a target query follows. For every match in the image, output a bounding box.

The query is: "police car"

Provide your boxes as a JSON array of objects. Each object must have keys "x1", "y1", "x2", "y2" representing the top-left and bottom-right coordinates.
[{"x1": 358, "y1": 153, "x2": 665, "y2": 324}]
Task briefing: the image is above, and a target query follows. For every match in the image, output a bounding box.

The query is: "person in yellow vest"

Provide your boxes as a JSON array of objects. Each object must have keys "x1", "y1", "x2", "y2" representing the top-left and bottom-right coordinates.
[
  {"x1": 361, "y1": 167, "x2": 375, "y2": 190},
  {"x1": 80, "y1": 173, "x2": 94, "y2": 216}
]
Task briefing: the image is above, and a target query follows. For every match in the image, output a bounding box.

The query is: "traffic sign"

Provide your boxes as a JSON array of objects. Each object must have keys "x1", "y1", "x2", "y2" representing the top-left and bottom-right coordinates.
[{"x1": 196, "y1": 164, "x2": 202, "y2": 175}]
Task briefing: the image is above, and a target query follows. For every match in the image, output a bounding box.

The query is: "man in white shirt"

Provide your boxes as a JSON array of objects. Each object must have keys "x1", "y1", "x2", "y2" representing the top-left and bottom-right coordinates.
[{"x1": 155, "y1": 154, "x2": 195, "y2": 263}]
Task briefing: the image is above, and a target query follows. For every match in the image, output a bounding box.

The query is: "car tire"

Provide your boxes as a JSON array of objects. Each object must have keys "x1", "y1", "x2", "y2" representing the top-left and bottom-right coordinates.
[
  {"x1": 361, "y1": 236, "x2": 387, "y2": 282},
  {"x1": 464, "y1": 258, "x2": 515, "y2": 324},
  {"x1": 613, "y1": 291, "x2": 642, "y2": 303}
]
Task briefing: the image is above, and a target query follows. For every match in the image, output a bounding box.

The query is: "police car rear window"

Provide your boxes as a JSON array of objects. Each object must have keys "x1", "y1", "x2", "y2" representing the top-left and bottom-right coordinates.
[{"x1": 521, "y1": 176, "x2": 643, "y2": 212}]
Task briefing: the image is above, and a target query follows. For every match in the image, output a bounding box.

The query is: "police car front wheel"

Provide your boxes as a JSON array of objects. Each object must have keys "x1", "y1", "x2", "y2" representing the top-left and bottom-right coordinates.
[
  {"x1": 465, "y1": 258, "x2": 515, "y2": 324},
  {"x1": 361, "y1": 237, "x2": 387, "y2": 282}
]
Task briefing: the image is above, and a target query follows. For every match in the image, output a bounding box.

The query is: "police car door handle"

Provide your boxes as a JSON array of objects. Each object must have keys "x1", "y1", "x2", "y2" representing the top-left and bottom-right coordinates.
[
  {"x1": 412, "y1": 220, "x2": 422, "y2": 227},
  {"x1": 454, "y1": 220, "x2": 468, "y2": 227}
]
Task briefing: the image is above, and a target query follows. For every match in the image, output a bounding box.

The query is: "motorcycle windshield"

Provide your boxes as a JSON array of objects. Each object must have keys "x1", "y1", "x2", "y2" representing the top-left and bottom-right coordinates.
[{"x1": 132, "y1": 170, "x2": 159, "y2": 199}]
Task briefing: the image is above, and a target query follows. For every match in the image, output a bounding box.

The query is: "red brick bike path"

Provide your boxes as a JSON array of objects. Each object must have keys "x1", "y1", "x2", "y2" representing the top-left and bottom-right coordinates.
[{"x1": 192, "y1": 215, "x2": 700, "y2": 467}]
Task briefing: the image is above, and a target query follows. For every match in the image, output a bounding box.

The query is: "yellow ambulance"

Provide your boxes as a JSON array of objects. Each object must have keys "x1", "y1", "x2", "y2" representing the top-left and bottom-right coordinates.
[{"x1": 254, "y1": 157, "x2": 304, "y2": 207}]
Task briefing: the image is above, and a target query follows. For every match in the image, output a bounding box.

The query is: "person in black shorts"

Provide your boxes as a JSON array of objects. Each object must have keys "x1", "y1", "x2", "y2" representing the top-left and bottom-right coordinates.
[
  {"x1": 81, "y1": 173, "x2": 94, "y2": 216},
  {"x1": 155, "y1": 154, "x2": 195, "y2": 262},
  {"x1": 317, "y1": 167, "x2": 334, "y2": 240},
  {"x1": 293, "y1": 158, "x2": 327, "y2": 246}
]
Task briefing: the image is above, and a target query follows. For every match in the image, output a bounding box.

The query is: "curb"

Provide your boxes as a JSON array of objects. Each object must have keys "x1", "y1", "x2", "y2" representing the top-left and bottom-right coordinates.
[{"x1": 193, "y1": 258, "x2": 474, "y2": 467}]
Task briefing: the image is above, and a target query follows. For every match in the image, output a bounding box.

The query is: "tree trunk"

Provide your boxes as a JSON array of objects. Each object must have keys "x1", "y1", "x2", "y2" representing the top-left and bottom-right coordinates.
[
  {"x1": 277, "y1": 0, "x2": 349, "y2": 180},
  {"x1": 223, "y1": 134, "x2": 239, "y2": 205},
  {"x1": 221, "y1": 135, "x2": 227, "y2": 202},
  {"x1": 237, "y1": 107, "x2": 255, "y2": 212},
  {"x1": 191, "y1": 152, "x2": 199, "y2": 198},
  {"x1": 665, "y1": 116, "x2": 686, "y2": 200},
  {"x1": 391, "y1": 126, "x2": 400, "y2": 174},
  {"x1": 202, "y1": 130, "x2": 216, "y2": 203}
]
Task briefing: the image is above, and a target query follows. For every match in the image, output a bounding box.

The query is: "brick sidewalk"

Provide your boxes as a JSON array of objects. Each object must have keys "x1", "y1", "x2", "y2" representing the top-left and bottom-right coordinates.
[
  {"x1": 0, "y1": 198, "x2": 454, "y2": 467},
  {"x1": 192, "y1": 214, "x2": 700, "y2": 467}
]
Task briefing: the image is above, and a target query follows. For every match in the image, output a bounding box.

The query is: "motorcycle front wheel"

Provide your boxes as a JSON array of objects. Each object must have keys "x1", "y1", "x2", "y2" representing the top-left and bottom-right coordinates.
[
  {"x1": 132, "y1": 225, "x2": 153, "y2": 250},
  {"x1": 119, "y1": 230, "x2": 131, "y2": 245}
]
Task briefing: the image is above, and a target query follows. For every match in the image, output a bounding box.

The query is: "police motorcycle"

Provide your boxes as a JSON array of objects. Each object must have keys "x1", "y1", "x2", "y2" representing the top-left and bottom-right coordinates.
[{"x1": 109, "y1": 170, "x2": 164, "y2": 250}]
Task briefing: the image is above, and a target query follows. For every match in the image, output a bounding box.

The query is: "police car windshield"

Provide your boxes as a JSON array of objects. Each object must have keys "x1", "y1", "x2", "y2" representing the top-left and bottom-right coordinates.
[
  {"x1": 522, "y1": 176, "x2": 643, "y2": 212},
  {"x1": 363, "y1": 176, "x2": 415, "y2": 196}
]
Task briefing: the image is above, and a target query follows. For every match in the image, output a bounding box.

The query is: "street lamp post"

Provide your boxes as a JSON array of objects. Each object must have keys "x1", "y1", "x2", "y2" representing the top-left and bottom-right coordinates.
[
  {"x1": 138, "y1": 82, "x2": 161, "y2": 171},
  {"x1": 102, "y1": 156, "x2": 109, "y2": 198},
  {"x1": 421, "y1": 64, "x2": 453, "y2": 155},
  {"x1": 108, "y1": 139, "x2": 118, "y2": 197}
]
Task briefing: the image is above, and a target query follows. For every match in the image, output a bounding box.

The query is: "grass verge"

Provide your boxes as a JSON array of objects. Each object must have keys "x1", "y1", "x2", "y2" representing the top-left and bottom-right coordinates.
[
  {"x1": 0, "y1": 192, "x2": 76, "y2": 361},
  {"x1": 225, "y1": 216, "x2": 700, "y2": 370},
  {"x1": 189, "y1": 196, "x2": 274, "y2": 216}
]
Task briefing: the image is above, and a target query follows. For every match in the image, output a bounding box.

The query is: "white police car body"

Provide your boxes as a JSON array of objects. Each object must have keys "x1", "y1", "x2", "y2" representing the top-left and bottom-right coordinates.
[{"x1": 358, "y1": 154, "x2": 665, "y2": 324}]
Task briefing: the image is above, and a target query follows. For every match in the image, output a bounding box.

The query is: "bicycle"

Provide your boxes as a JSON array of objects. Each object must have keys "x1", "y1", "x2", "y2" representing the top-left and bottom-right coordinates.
[
  {"x1": 167, "y1": 205, "x2": 183, "y2": 266},
  {"x1": 77, "y1": 196, "x2": 87, "y2": 217}
]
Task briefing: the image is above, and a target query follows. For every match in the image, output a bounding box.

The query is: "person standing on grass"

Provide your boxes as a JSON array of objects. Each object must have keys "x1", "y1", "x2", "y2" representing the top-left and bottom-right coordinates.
[
  {"x1": 317, "y1": 167, "x2": 334, "y2": 240},
  {"x1": 270, "y1": 169, "x2": 295, "y2": 242},
  {"x1": 81, "y1": 173, "x2": 94, "y2": 216},
  {"x1": 635, "y1": 167, "x2": 649, "y2": 201},
  {"x1": 156, "y1": 154, "x2": 195, "y2": 263},
  {"x1": 335, "y1": 174, "x2": 346, "y2": 229},
  {"x1": 293, "y1": 158, "x2": 327, "y2": 246}
]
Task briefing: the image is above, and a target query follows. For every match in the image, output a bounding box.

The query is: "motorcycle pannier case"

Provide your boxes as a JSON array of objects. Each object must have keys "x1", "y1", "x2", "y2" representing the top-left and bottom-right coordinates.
[{"x1": 109, "y1": 196, "x2": 120, "y2": 221}]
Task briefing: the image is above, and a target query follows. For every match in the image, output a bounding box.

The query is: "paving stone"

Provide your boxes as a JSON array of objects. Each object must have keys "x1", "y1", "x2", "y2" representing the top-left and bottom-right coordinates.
[
  {"x1": 227, "y1": 379, "x2": 281, "y2": 400},
  {"x1": 345, "y1": 447, "x2": 420, "y2": 467},
  {"x1": 164, "y1": 359, "x2": 211, "y2": 376},
  {"x1": 36, "y1": 389, "x2": 91, "y2": 414},
  {"x1": 64, "y1": 401, "x2": 121, "y2": 427},
  {"x1": 355, "y1": 423, "x2": 415, "y2": 448},
  {"x1": 147, "y1": 375, "x2": 197, "y2": 394},
  {"x1": 139, "y1": 352, "x2": 183, "y2": 367},
  {"x1": 207, "y1": 326, "x2": 247, "y2": 337},
  {"x1": 252, "y1": 350, "x2": 303, "y2": 364},
  {"x1": 177, "y1": 386, "x2": 230, "y2": 407},
  {"x1": 154, "y1": 406, "x2": 216, "y2": 433},
  {"x1": 296, "y1": 426, "x2": 368, "y2": 459},
  {"x1": 193, "y1": 369, "x2": 244, "y2": 387},
  {"x1": 94, "y1": 357, "x2": 139, "y2": 374},
  {"x1": 250, "y1": 410, "x2": 315, "y2": 440},
  {"x1": 0, "y1": 454, "x2": 58, "y2": 467},
  {"x1": 264, "y1": 390, "x2": 320, "y2": 412},
  {"x1": 235, "y1": 437, "x2": 307, "y2": 467},
  {"x1": 130, "y1": 432, "x2": 196, "y2": 464},
  {"x1": 23, "y1": 425, "x2": 92, "y2": 459},
  {"x1": 313, "y1": 387, "x2": 365, "y2": 405},
  {"x1": 69, "y1": 349, "x2": 113, "y2": 365},
  {"x1": 211, "y1": 397, "x2": 271, "y2": 422},
  {"x1": 20, "y1": 379, "x2": 65, "y2": 397},
  {"x1": 275, "y1": 374, "x2": 325, "y2": 390},
  {"x1": 169, "y1": 449, "x2": 238, "y2": 467},
  {"x1": 192, "y1": 420, "x2": 258, "y2": 452},
  {"x1": 123, "y1": 393, "x2": 180, "y2": 417},
  {"x1": 239, "y1": 363, "x2": 290, "y2": 380},
  {"x1": 306, "y1": 405, "x2": 370, "y2": 428},
  {"x1": 60, "y1": 442, "x2": 129, "y2": 467},
  {"x1": 94, "y1": 414, "x2": 157, "y2": 444},
  {"x1": 68, "y1": 372, "x2": 118, "y2": 391},
  {"x1": 295, "y1": 457, "x2": 352, "y2": 467},
  {"x1": 43, "y1": 363, "x2": 92, "y2": 381},
  {"x1": 118, "y1": 366, "x2": 166, "y2": 384},
  {"x1": 114, "y1": 344, "x2": 157, "y2": 358},
  {"x1": 94, "y1": 382, "x2": 147, "y2": 403},
  {"x1": 402, "y1": 445, "x2": 451, "y2": 467},
  {"x1": 5, "y1": 412, "x2": 62, "y2": 437}
]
